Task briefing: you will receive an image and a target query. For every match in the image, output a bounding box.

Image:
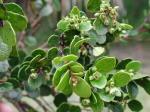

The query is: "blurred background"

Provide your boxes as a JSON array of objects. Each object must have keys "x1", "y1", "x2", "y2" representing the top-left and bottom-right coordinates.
[{"x1": 1, "y1": 0, "x2": 150, "y2": 112}]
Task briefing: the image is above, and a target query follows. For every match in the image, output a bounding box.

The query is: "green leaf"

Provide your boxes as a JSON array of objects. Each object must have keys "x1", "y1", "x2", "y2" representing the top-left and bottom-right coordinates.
[
  {"x1": 61, "y1": 54, "x2": 78, "y2": 62},
  {"x1": 57, "y1": 103, "x2": 70, "y2": 112},
  {"x1": 4, "y1": 3, "x2": 24, "y2": 15},
  {"x1": 70, "y1": 62, "x2": 84, "y2": 73},
  {"x1": 72, "y1": 38, "x2": 90, "y2": 55},
  {"x1": 70, "y1": 6, "x2": 80, "y2": 16},
  {"x1": 0, "y1": 82, "x2": 13, "y2": 92},
  {"x1": 30, "y1": 54, "x2": 41, "y2": 67},
  {"x1": 128, "y1": 100, "x2": 143, "y2": 111},
  {"x1": 57, "y1": 103, "x2": 81, "y2": 112},
  {"x1": 87, "y1": 0, "x2": 101, "y2": 12},
  {"x1": 48, "y1": 35, "x2": 59, "y2": 47},
  {"x1": 99, "y1": 90, "x2": 115, "y2": 102},
  {"x1": 127, "y1": 81, "x2": 138, "y2": 99},
  {"x1": 57, "y1": 19, "x2": 69, "y2": 32},
  {"x1": 94, "y1": 17, "x2": 108, "y2": 35},
  {"x1": 54, "y1": 93, "x2": 67, "y2": 107},
  {"x1": 136, "y1": 78, "x2": 150, "y2": 95},
  {"x1": 18, "y1": 65, "x2": 29, "y2": 81},
  {"x1": 90, "y1": 72, "x2": 107, "y2": 89},
  {"x1": 32, "y1": 49, "x2": 46, "y2": 58},
  {"x1": 0, "y1": 21, "x2": 16, "y2": 46},
  {"x1": 0, "y1": 42, "x2": 12, "y2": 61},
  {"x1": 52, "y1": 62, "x2": 72, "y2": 87},
  {"x1": 7, "y1": 11, "x2": 27, "y2": 31},
  {"x1": 0, "y1": 4, "x2": 7, "y2": 19},
  {"x1": 70, "y1": 76, "x2": 91, "y2": 98},
  {"x1": 132, "y1": 73, "x2": 149, "y2": 80},
  {"x1": 126, "y1": 60, "x2": 141, "y2": 72},
  {"x1": 28, "y1": 74, "x2": 44, "y2": 90},
  {"x1": 7, "y1": 78, "x2": 19, "y2": 88},
  {"x1": 120, "y1": 23, "x2": 133, "y2": 30},
  {"x1": 109, "y1": 102, "x2": 123, "y2": 112},
  {"x1": 95, "y1": 56, "x2": 116, "y2": 73},
  {"x1": 39, "y1": 85, "x2": 51, "y2": 96},
  {"x1": 113, "y1": 70, "x2": 131, "y2": 87},
  {"x1": 70, "y1": 36, "x2": 81, "y2": 54},
  {"x1": 56, "y1": 70, "x2": 72, "y2": 95},
  {"x1": 90, "y1": 93, "x2": 104, "y2": 112},
  {"x1": 79, "y1": 21, "x2": 92, "y2": 31},
  {"x1": 116, "y1": 58, "x2": 132, "y2": 70},
  {"x1": 47, "y1": 47, "x2": 59, "y2": 61}
]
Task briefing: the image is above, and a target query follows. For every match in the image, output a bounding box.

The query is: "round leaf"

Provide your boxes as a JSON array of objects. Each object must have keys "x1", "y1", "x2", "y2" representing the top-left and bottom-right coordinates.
[
  {"x1": 126, "y1": 60, "x2": 141, "y2": 72},
  {"x1": 70, "y1": 76, "x2": 91, "y2": 98},
  {"x1": 113, "y1": 70, "x2": 131, "y2": 87},
  {"x1": 90, "y1": 72, "x2": 107, "y2": 89},
  {"x1": 99, "y1": 90, "x2": 115, "y2": 102},
  {"x1": 127, "y1": 81, "x2": 138, "y2": 99},
  {"x1": 7, "y1": 11, "x2": 27, "y2": 31},
  {"x1": 95, "y1": 56, "x2": 116, "y2": 73},
  {"x1": 128, "y1": 100, "x2": 143, "y2": 111},
  {"x1": 54, "y1": 93, "x2": 67, "y2": 107}
]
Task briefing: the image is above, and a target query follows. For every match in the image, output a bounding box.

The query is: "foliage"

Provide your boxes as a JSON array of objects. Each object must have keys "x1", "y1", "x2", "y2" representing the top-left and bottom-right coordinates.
[{"x1": 0, "y1": 0, "x2": 150, "y2": 112}]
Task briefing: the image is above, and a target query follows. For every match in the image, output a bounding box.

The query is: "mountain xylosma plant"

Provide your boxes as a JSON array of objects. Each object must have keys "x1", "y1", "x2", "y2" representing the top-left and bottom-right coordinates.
[{"x1": 0, "y1": 0, "x2": 150, "y2": 112}]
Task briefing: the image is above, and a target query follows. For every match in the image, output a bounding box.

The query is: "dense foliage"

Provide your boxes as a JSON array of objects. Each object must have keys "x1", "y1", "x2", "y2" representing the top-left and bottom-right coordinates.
[{"x1": 0, "y1": 0, "x2": 150, "y2": 112}]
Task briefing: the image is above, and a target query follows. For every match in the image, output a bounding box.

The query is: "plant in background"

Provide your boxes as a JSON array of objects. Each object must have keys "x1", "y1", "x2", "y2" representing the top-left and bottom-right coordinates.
[{"x1": 0, "y1": 0, "x2": 150, "y2": 112}]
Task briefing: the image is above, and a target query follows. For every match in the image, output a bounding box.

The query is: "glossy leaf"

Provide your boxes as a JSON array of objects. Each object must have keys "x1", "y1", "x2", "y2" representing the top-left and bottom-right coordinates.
[
  {"x1": 0, "y1": 20, "x2": 16, "y2": 46},
  {"x1": 95, "y1": 56, "x2": 116, "y2": 73},
  {"x1": 126, "y1": 60, "x2": 141, "y2": 72},
  {"x1": 56, "y1": 70, "x2": 72, "y2": 95},
  {"x1": 90, "y1": 72, "x2": 107, "y2": 89},
  {"x1": 99, "y1": 90, "x2": 115, "y2": 102},
  {"x1": 57, "y1": 103, "x2": 81, "y2": 112},
  {"x1": 127, "y1": 81, "x2": 138, "y2": 99},
  {"x1": 57, "y1": 20, "x2": 69, "y2": 32},
  {"x1": 48, "y1": 35, "x2": 59, "y2": 47},
  {"x1": 70, "y1": 76, "x2": 91, "y2": 98},
  {"x1": 52, "y1": 62, "x2": 71, "y2": 86},
  {"x1": 109, "y1": 102, "x2": 123, "y2": 112},
  {"x1": 90, "y1": 93, "x2": 104, "y2": 112},
  {"x1": 18, "y1": 65, "x2": 29, "y2": 81},
  {"x1": 116, "y1": 58, "x2": 132, "y2": 70},
  {"x1": 7, "y1": 11, "x2": 27, "y2": 31},
  {"x1": 54, "y1": 93, "x2": 67, "y2": 107},
  {"x1": 70, "y1": 36, "x2": 81, "y2": 54},
  {"x1": 128, "y1": 100, "x2": 143, "y2": 111},
  {"x1": 70, "y1": 62, "x2": 84, "y2": 73},
  {"x1": 113, "y1": 70, "x2": 131, "y2": 87},
  {"x1": 136, "y1": 78, "x2": 150, "y2": 95},
  {"x1": 32, "y1": 49, "x2": 46, "y2": 58},
  {"x1": 47, "y1": 47, "x2": 59, "y2": 61},
  {"x1": 61, "y1": 54, "x2": 78, "y2": 62},
  {"x1": 4, "y1": 3, "x2": 24, "y2": 15}
]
